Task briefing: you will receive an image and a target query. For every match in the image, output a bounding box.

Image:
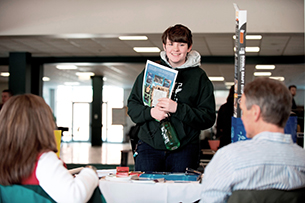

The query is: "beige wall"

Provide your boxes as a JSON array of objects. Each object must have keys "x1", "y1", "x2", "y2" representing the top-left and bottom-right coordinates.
[{"x1": 0, "y1": 0, "x2": 303, "y2": 36}]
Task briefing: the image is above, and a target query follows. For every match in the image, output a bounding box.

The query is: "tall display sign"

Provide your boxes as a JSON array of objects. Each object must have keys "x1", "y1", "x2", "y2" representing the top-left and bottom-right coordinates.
[
  {"x1": 231, "y1": 4, "x2": 248, "y2": 143},
  {"x1": 233, "y1": 3, "x2": 247, "y2": 118}
]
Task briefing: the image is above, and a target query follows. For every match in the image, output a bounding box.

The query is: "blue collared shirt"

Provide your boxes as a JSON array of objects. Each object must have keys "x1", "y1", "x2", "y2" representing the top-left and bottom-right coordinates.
[{"x1": 200, "y1": 132, "x2": 305, "y2": 203}]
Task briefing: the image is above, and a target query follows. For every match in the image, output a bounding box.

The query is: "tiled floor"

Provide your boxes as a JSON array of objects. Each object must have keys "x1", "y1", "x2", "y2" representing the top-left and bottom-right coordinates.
[{"x1": 60, "y1": 142, "x2": 135, "y2": 165}]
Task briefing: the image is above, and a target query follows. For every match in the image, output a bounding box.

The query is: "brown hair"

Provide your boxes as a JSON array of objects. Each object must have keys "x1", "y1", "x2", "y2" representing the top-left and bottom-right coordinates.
[
  {"x1": 161, "y1": 24, "x2": 193, "y2": 48},
  {"x1": 243, "y1": 77, "x2": 292, "y2": 128},
  {"x1": 0, "y1": 94, "x2": 57, "y2": 185}
]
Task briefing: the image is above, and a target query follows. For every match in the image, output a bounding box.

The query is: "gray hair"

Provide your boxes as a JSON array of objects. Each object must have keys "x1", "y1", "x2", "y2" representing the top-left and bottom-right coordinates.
[{"x1": 243, "y1": 77, "x2": 292, "y2": 128}]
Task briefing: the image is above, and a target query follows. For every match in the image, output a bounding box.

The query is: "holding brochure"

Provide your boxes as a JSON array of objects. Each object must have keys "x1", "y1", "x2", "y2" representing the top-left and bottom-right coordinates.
[
  {"x1": 127, "y1": 24, "x2": 216, "y2": 173},
  {"x1": 143, "y1": 60, "x2": 178, "y2": 107}
]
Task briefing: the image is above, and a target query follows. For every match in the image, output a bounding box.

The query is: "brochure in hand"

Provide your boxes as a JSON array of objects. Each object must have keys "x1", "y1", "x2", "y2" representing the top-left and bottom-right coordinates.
[{"x1": 142, "y1": 60, "x2": 178, "y2": 107}]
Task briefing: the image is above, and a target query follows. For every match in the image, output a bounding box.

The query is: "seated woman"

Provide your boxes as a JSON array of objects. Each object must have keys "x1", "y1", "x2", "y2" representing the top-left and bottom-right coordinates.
[{"x1": 0, "y1": 94, "x2": 99, "y2": 203}]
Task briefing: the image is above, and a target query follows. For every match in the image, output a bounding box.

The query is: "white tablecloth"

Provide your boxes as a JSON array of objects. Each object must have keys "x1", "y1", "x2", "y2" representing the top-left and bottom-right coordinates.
[{"x1": 99, "y1": 178, "x2": 202, "y2": 203}]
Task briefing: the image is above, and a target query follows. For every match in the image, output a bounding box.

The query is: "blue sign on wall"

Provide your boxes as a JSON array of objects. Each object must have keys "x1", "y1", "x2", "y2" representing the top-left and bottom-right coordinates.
[{"x1": 231, "y1": 116, "x2": 298, "y2": 143}]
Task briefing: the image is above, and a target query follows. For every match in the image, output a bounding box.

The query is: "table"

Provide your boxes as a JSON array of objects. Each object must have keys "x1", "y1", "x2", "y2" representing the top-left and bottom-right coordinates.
[{"x1": 99, "y1": 178, "x2": 202, "y2": 203}]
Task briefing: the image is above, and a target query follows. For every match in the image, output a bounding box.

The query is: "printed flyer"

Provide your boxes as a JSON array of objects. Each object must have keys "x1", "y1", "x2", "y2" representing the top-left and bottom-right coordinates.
[{"x1": 142, "y1": 60, "x2": 178, "y2": 107}]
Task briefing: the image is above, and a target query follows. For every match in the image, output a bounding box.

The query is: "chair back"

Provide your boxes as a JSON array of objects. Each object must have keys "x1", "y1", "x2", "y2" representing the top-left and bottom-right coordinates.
[{"x1": 227, "y1": 187, "x2": 305, "y2": 203}]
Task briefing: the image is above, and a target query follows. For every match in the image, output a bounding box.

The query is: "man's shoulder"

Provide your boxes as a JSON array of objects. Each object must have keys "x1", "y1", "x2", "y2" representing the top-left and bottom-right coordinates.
[
  {"x1": 222, "y1": 139, "x2": 253, "y2": 150},
  {"x1": 216, "y1": 140, "x2": 255, "y2": 158}
]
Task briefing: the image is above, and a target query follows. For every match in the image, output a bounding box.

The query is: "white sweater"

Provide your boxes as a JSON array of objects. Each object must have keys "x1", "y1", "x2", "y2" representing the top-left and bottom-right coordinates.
[{"x1": 36, "y1": 151, "x2": 99, "y2": 203}]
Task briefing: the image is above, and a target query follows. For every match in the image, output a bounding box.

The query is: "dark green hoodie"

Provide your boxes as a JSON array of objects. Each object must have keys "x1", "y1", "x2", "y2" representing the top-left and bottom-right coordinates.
[{"x1": 127, "y1": 50, "x2": 216, "y2": 150}]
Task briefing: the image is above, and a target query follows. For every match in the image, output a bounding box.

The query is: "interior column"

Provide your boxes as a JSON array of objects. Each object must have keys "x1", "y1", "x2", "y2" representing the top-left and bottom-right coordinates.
[{"x1": 91, "y1": 75, "x2": 103, "y2": 146}]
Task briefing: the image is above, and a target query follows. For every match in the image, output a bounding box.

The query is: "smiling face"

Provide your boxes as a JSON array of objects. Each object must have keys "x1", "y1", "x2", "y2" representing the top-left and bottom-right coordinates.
[{"x1": 163, "y1": 38, "x2": 192, "y2": 68}]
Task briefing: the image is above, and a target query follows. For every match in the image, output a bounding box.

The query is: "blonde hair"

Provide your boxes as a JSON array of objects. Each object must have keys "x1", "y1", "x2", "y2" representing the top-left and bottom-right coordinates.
[{"x1": 0, "y1": 94, "x2": 57, "y2": 185}]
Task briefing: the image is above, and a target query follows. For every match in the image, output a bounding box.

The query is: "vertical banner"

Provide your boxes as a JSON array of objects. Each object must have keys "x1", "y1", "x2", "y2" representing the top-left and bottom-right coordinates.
[
  {"x1": 231, "y1": 4, "x2": 248, "y2": 143},
  {"x1": 233, "y1": 3, "x2": 247, "y2": 118}
]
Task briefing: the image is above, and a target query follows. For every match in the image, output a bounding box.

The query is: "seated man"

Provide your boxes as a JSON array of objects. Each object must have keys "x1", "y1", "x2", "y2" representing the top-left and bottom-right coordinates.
[{"x1": 200, "y1": 77, "x2": 305, "y2": 203}]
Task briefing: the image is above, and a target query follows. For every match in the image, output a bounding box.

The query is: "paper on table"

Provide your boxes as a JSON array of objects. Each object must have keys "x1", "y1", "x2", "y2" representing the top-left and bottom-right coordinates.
[
  {"x1": 97, "y1": 169, "x2": 116, "y2": 178},
  {"x1": 131, "y1": 178, "x2": 165, "y2": 184},
  {"x1": 69, "y1": 168, "x2": 117, "y2": 178}
]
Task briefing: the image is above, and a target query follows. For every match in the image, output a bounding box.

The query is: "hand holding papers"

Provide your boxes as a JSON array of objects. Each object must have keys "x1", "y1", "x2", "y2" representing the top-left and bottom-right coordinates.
[
  {"x1": 142, "y1": 60, "x2": 178, "y2": 107},
  {"x1": 155, "y1": 98, "x2": 178, "y2": 113}
]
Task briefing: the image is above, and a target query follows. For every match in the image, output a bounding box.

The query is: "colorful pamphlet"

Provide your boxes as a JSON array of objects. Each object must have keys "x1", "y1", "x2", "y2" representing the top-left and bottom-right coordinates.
[{"x1": 142, "y1": 60, "x2": 178, "y2": 107}]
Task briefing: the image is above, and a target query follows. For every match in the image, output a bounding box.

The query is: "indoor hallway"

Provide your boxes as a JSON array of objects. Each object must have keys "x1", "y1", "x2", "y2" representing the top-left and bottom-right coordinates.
[{"x1": 60, "y1": 142, "x2": 135, "y2": 166}]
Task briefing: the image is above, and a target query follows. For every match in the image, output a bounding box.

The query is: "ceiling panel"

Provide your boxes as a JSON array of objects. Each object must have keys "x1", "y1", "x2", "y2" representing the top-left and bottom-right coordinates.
[
  {"x1": 0, "y1": 33, "x2": 303, "y2": 90},
  {"x1": 284, "y1": 35, "x2": 305, "y2": 55},
  {"x1": 259, "y1": 36, "x2": 290, "y2": 55},
  {"x1": 205, "y1": 36, "x2": 234, "y2": 56}
]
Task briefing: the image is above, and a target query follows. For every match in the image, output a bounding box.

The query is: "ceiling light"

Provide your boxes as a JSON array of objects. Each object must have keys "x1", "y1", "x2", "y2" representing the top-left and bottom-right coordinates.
[
  {"x1": 254, "y1": 72, "x2": 272, "y2": 76},
  {"x1": 56, "y1": 65, "x2": 77, "y2": 70},
  {"x1": 64, "y1": 82, "x2": 80, "y2": 86},
  {"x1": 246, "y1": 35, "x2": 262, "y2": 40},
  {"x1": 119, "y1": 36, "x2": 148, "y2": 40},
  {"x1": 270, "y1": 76, "x2": 285, "y2": 81},
  {"x1": 233, "y1": 47, "x2": 260, "y2": 52},
  {"x1": 233, "y1": 35, "x2": 262, "y2": 40},
  {"x1": 246, "y1": 47, "x2": 260, "y2": 52},
  {"x1": 133, "y1": 47, "x2": 160, "y2": 53},
  {"x1": 209, "y1": 77, "x2": 224, "y2": 81},
  {"x1": 0, "y1": 72, "x2": 10, "y2": 77},
  {"x1": 76, "y1": 72, "x2": 95, "y2": 80},
  {"x1": 225, "y1": 82, "x2": 234, "y2": 86},
  {"x1": 42, "y1": 77, "x2": 50, "y2": 81},
  {"x1": 255, "y1": 65, "x2": 275, "y2": 70},
  {"x1": 75, "y1": 72, "x2": 95, "y2": 76},
  {"x1": 103, "y1": 77, "x2": 107, "y2": 81}
]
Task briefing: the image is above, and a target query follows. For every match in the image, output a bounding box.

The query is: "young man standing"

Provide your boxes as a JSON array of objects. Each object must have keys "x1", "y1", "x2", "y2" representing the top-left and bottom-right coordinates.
[{"x1": 127, "y1": 24, "x2": 216, "y2": 172}]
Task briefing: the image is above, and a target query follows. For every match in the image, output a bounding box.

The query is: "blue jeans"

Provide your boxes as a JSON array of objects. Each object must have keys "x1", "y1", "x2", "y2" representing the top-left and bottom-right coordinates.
[{"x1": 134, "y1": 140, "x2": 200, "y2": 172}]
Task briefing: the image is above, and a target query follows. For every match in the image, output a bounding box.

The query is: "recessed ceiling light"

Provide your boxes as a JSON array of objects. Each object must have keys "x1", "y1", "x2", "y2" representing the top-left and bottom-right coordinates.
[
  {"x1": 64, "y1": 82, "x2": 80, "y2": 86},
  {"x1": 119, "y1": 36, "x2": 148, "y2": 40},
  {"x1": 133, "y1": 47, "x2": 160, "y2": 53},
  {"x1": 42, "y1": 77, "x2": 50, "y2": 81},
  {"x1": 75, "y1": 72, "x2": 95, "y2": 76},
  {"x1": 76, "y1": 72, "x2": 95, "y2": 80},
  {"x1": 246, "y1": 47, "x2": 260, "y2": 52},
  {"x1": 246, "y1": 35, "x2": 262, "y2": 40},
  {"x1": 233, "y1": 47, "x2": 260, "y2": 52},
  {"x1": 0, "y1": 72, "x2": 10, "y2": 77},
  {"x1": 233, "y1": 35, "x2": 262, "y2": 40},
  {"x1": 254, "y1": 72, "x2": 272, "y2": 76},
  {"x1": 270, "y1": 76, "x2": 285, "y2": 81},
  {"x1": 225, "y1": 82, "x2": 234, "y2": 86},
  {"x1": 56, "y1": 65, "x2": 77, "y2": 70},
  {"x1": 255, "y1": 65, "x2": 275, "y2": 70},
  {"x1": 209, "y1": 77, "x2": 224, "y2": 81}
]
